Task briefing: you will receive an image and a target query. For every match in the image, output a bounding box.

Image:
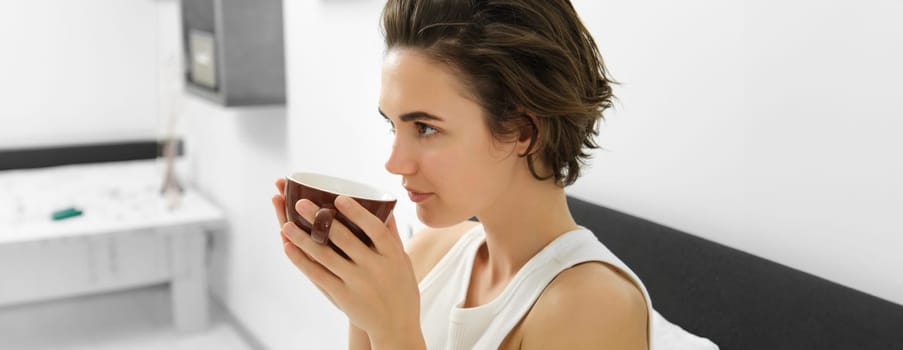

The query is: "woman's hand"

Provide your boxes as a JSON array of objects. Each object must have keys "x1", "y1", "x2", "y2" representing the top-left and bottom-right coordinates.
[
  {"x1": 271, "y1": 178, "x2": 425, "y2": 349},
  {"x1": 272, "y1": 179, "x2": 340, "y2": 309}
]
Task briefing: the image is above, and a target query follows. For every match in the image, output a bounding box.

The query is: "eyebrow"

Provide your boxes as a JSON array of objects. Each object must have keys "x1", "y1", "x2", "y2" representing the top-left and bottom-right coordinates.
[{"x1": 378, "y1": 108, "x2": 444, "y2": 123}]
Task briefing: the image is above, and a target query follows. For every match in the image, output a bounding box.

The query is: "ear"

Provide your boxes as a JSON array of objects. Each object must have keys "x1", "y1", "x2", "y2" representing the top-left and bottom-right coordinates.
[{"x1": 516, "y1": 112, "x2": 540, "y2": 157}]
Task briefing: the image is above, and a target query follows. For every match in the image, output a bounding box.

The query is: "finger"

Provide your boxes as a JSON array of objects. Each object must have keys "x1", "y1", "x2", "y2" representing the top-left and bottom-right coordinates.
[
  {"x1": 282, "y1": 240, "x2": 344, "y2": 295},
  {"x1": 301, "y1": 199, "x2": 372, "y2": 263},
  {"x1": 283, "y1": 217, "x2": 342, "y2": 296},
  {"x1": 272, "y1": 194, "x2": 287, "y2": 226},
  {"x1": 273, "y1": 195, "x2": 290, "y2": 245},
  {"x1": 326, "y1": 216, "x2": 373, "y2": 264},
  {"x1": 288, "y1": 203, "x2": 355, "y2": 275},
  {"x1": 291, "y1": 247, "x2": 340, "y2": 308},
  {"x1": 275, "y1": 177, "x2": 287, "y2": 195},
  {"x1": 285, "y1": 234, "x2": 321, "y2": 271},
  {"x1": 333, "y1": 196, "x2": 395, "y2": 254},
  {"x1": 386, "y1": 214, "x2": 403, "y2": 247},
  {"x1": 279, "y1": 221, "x2": 291, "y2": 245},
  {"x1": 382, "y1": 214, "x2": 406, "y2": 254}
]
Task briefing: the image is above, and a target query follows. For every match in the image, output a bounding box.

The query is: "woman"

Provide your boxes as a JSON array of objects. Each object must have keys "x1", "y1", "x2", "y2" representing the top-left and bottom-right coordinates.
[{"x1": 272, "y1": 0, "x2": 652, "y2": 348}]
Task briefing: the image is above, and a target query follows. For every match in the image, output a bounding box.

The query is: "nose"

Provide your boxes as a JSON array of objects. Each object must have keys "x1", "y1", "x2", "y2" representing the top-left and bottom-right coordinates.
[{"x1": 384, "y1": 136, "x2": 416, "y2": 176}]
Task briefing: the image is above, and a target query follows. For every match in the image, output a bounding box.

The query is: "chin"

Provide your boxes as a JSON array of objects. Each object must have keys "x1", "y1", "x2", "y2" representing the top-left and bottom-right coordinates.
[{"x1": 416, "y1": 204, "x2": 470, "y2": 229}]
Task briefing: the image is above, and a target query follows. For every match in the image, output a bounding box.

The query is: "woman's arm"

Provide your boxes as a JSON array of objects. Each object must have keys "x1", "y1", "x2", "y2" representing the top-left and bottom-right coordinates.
[{"x1": 349, "y1": 322, "x2": 371, "y2": 350}]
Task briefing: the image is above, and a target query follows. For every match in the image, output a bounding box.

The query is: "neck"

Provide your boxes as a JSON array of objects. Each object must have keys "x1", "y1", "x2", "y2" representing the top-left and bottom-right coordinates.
[{"x1": 474, "y1": 177, "x2": 578, "y2": 284}]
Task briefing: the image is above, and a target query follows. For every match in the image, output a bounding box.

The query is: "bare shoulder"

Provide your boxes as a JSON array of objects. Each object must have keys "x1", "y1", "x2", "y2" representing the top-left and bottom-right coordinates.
[
  {"x1": 404, "y1": 220, "x2": 480, "y2": 283},
  {"x1": 520, "y1": 262, "x2": 649, "y2": 350}
]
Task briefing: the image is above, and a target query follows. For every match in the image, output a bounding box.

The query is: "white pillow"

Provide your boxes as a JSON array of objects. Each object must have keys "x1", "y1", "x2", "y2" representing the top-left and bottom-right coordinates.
[{"x1": 651, "y1": 309, "x2": 719, "y2": 350}]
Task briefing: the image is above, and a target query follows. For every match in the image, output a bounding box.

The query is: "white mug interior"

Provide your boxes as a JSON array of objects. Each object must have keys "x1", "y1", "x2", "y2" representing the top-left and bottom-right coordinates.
[{"x1": 288, "y1": 172, "x2": 396, "y2": 202}]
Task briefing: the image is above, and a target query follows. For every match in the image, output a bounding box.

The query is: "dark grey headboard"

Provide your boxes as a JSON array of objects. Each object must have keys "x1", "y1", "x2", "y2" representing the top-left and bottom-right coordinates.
[{"x1": 566, "y1": 195, "x2": 903, "y2": 349}]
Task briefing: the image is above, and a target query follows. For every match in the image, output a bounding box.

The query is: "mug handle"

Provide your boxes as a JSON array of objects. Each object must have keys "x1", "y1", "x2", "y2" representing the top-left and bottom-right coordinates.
[{"x1": 310, "y1": 207, "x2": 337, "y2": 244}]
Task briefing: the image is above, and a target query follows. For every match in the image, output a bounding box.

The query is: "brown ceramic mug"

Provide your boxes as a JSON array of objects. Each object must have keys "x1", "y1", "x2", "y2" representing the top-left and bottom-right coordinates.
[{"x1": 284, "y1": 172, "x2": 397, "y2": 259}]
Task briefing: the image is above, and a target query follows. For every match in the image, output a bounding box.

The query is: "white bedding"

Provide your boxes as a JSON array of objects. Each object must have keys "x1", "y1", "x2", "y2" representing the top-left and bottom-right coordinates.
[{"x1": 652, "y1": 309, "x2": 719, "y2": 350}]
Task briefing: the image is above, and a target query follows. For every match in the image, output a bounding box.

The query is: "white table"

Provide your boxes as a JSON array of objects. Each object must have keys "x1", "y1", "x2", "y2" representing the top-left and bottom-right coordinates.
[{"x1": 0, "y1": 160, "x2": 225, "y2": 332}]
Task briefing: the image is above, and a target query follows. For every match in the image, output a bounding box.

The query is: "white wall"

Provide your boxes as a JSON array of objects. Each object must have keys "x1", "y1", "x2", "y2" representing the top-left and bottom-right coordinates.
[
  {"x1": 153, "y1": 2, "x2": 326, "y2": 349},
  {"x1": 0, "y1": 0, "x2": 160, "y2": 149},
  {"x1": 568, "y1": 0, "x2": 903, "y2": 305},
  {"x1": 1, "y1": 1, "x2": 325, "y2": 349},
  {"x1": 180, "y1": 97, "x2": 300, "y2": 349}
]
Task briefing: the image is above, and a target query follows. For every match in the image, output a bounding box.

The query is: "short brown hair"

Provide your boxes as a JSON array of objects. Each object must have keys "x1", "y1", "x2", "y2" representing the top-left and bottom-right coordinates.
[{"x1": 381, "y1": 0, "x2": 615, "y2": 186}]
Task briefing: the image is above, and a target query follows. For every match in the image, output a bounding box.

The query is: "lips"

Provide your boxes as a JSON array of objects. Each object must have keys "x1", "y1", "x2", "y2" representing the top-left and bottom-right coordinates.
[{"x1": 404, "y1": 186, "x2": 433, "y2": 203}]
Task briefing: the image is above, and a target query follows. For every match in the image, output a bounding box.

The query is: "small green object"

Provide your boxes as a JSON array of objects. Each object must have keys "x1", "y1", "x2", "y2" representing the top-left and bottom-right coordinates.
[{"x1": 52, "y1": 207, "x2": 83, "y2": 221}]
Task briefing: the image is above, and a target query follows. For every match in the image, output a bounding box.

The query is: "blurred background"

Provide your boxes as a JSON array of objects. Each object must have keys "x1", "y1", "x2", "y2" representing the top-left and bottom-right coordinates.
[{"x1": 0, "y1": 0, "x2": 900, "y2": 349}]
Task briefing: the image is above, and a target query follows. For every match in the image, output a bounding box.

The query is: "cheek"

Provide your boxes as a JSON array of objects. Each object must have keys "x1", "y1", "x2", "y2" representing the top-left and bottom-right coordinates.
[
  {"x1": 416, "y1": 146, "x2": 480, "y2": 219},
  {"x1": 415, "y1": 139, "x2": 519, "y2": 227},
  {"x1": 421, "y1": 143, "x2": 482, "y2": 186},
  {"x1": 424, "y1": 141, "x2": 512, "y2": 201},
  {"x1": 419, "y1": 147, "x2": 461, "y2": 187}
]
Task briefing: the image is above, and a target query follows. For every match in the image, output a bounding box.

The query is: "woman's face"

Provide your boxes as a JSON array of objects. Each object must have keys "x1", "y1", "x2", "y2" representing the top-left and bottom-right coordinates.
[{"x1": 379, "y1": 48, "x2": 522, "y2": 228}]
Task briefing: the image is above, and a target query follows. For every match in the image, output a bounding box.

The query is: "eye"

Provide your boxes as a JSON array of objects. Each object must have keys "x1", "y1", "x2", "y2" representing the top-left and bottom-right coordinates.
[{"x1": 416, "y1": 122, "x2": 438, "y2": 137}]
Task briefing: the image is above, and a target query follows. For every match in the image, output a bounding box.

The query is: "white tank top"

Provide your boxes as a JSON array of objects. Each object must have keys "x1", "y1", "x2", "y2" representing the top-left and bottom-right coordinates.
[{"x1": 418, "y1": 224, "x2": 655, "y2": 350}]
